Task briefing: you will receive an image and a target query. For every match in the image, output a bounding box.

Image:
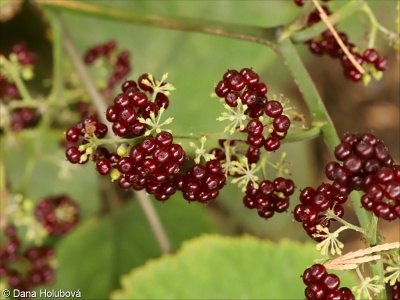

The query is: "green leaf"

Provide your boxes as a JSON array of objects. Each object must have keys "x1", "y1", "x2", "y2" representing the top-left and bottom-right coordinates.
[
  {"x1": 49, "y1": 195, "x2": 216, "y2": 299},
  {"x1": 111, "y1": 235, "x2": 358, "y2": 299}
]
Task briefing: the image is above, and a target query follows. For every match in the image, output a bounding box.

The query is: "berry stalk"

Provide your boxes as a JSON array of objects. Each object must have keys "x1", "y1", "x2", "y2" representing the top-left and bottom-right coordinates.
[
  {"x1": 171, "y1": 126, "x2": 321, "y2": 145},
  {"x1": 289, "y1": 0, "x2": 364, "y2": 43},
  {"x1": 0, "y1": 56, "x2": 35, "y2": 104},
  {"x1": 311, "y1": 0, "x2": 365, "y2": 74},
  {"x1": 361, "y1": 3, "x2": 399, "y2": 49},
  {"x1": 44, "y1": 10, "x2": 64, "y2": 105}
]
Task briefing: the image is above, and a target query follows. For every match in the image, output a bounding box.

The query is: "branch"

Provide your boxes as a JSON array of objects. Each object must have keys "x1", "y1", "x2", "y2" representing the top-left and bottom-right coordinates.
[
  {"x1": 38, "y1": 0, "x2": 280, "y2": 50},
  {"x1": 52, "y1": 10, "x2": 172, "y2": 254}
]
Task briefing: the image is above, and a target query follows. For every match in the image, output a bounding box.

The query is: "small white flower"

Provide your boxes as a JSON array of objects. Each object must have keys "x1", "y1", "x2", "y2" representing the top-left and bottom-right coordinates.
[
  {"x1": 138, "y1": 107, "x2": 173, "y2": 136},
  {"x1": 314, "y1": 225, "x2": 347, "y2": 256},
  {"x1": 384, "y1": 250, "x2": 400, "y2": 286},
  {"x1": 352, "y1": 275, "x2": 384, "y2": 300},
  {"x1": 230, "y1": 157, "x2": 259, "y2": 192},
  {"x1": 216, "y1": 99, "x2": 249, "y2": 134},
  {"x1": 142, "y1": 73, "x2": 176, "y2": 98},
  {"x1": 189, "y1": 136, "x2": 216, "y2": 164}
]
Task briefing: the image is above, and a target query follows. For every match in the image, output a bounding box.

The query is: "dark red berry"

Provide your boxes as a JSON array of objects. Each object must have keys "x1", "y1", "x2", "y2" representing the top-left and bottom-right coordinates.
[
  {"x1": 96, "y1": 158, "x2": 112, "y2": 175},
  {"x1": 374, "y1": 57, "x2": 388, "y2": 71}
]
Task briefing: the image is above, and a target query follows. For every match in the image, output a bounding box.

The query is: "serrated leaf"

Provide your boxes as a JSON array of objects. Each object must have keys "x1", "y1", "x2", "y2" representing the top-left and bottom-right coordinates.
[
  {"x1": 111, "y1": 235, "x2": 358, "y2": 299},
  {"x1": 49, "y1": 195, "x2": 216, "y2": 299}
]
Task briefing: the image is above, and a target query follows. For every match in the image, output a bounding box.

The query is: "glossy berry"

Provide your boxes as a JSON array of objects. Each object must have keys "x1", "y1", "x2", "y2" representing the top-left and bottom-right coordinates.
[
  {"x1": 242, "y1": 178, "x2": 294, "y2": 219},
  {"x1": 65, "y1": 127, "x2": 81, "y2": 143},
  {"x1": 374, "y1": 57, "x2": 388, "y2": 71},
  {"x1": 302, "y1": 264, "x2": 355, "y2": 300},
  {"x1": 363, "y1": 48, "x2": 379, "y2": 63},
  {"x1": 96, "y1": 158, "x2": 112, "y2": 175},
  {"x1": 299, "y1": 5, "x2": 388, "y2": 83},
  {"x1": 65, "y1": 147, "x2": 81, "y2": 164}
]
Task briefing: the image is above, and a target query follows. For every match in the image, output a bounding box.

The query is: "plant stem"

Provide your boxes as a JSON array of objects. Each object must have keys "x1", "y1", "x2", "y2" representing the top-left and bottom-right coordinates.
[
  {"x1": 361, "y1": 3, "x2": 398, "y2": 49},
  {"x1": 283, "y1": 126, "x2": 321, "y2": 143},
  {"x1": 276, "y1": 37, "x2": 373, "y2": 226},
  {"x1": 173, "y1": 126, "x2": 321, "y2": 144},
  {"x1": 38, "y1": 0, "x2": 280, "y2": 50},
  {"x1": 54, "y1": 12, "x2": 172, "y2": 254},
  {"x1": 45, "y1": 10, "x2": 64, "y2": 103},
  {"x1": 17, "y1": 153, "x2": 36, "y2": 195},
  {"x1": 328, "y1": 213, "x2": 365, "y2": 235},
  {"x1": 277, "y1": 37, "x2": 386, "y2": 299},
  {"x1": 1, "y1": 58, "x2": 35, "y2": 104},
  {"x1": 57, "y1": 13, "x2": 110, "y2": 129},
  {"x1": 134, "y1": 190, "x2": 171, "y2": 254}
]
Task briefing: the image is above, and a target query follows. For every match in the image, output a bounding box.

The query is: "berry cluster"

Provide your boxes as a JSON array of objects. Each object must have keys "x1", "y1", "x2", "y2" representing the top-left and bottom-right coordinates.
[
  {"x1": 302, "y1": 264, "x2": 355, "y2": 300},
  {"x1": 211, "y1": 68, "x2": 295, "y2": 217},
  {"x1": 174, "y1": 160, "x2": 226, "y2": 203},
  {"x1": 96, "y1": 132, "x2": 188, "y2": 201},
  {"x1": 65, "y1": 115, "x2": 108, "y2": 164},
  {"x1": 0, "y1": 225, "x2": 55, "y2": 293},
  {"x1": 294, "y1": 132, "x2": 398, "y2": 241},
  {"x1": 67, "y1": 40, "x2": 135, "y2": 123},
  {"x1": 83, "y1": 40, "x2": 131, "y2": 89},
  {"x1": 243, "y1": 177, "x2": 295, "y2": 219},
  {"x1": 360, "y1": 165, "x2": 400, "y2": 220},
  {"x1": 215, "y1": 68, "x2": 290, "y2": 153},
  {"x1": 106, "y1": 75, "x2": 170, "y2": 137},
  {"x1": 7, "y1": 43, "x2": 37, "y2": 66},
  {"x1": 8, "y1": 108, "x2": 38, "y2": 132},
  {"x1": 294, "y1": 183, "x2": 346, "y2": 241},
  {"x1": 300, "y1": 5, "x2": 388, "y2": 82},
  {"x1": 93, "y1": 133, "x2": 227, "y2": 202},
  {"x1": 34, "y1": 195, "x2": 79, "y2": 236},
  {"x1": 331, "y1": 133, "x2": 398, "y2": 220},
  {"x1": 0, "y1": 43, "x2": 38, "y2": 131}
]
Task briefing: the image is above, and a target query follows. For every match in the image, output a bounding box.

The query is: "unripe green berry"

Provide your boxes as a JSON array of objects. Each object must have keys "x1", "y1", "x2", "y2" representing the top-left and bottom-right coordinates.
[
  {"x1": 117, "y1": 144, "x2": 128, "y2": 157},
  {"x1": 79, "y1": 154, "x2": 88, "y2": 163},
  {"x1": 110, "y1": 169, "x2": 121, "y2": 182}
]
